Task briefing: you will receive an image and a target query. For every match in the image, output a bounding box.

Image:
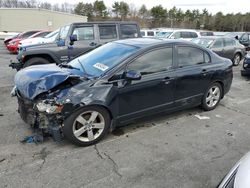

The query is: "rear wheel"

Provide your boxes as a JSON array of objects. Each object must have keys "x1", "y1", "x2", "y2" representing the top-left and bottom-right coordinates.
[
  {"x1": 63, "y1": 106, "x2": 111, "y2": 146},
  {"x1": 202, "y1": 83, "x2": 222, "y2": 111},
  {"x1": 23, "y1": 57, "x2": 50, "y2": 68},
  {"x1": 233, "y1": 53, "x2": 241, "y2": 66}
]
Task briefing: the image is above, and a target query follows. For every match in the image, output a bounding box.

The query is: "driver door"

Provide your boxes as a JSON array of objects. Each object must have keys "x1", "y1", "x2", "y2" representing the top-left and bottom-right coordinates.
[{"x1": 116, "y1": 46, "x2": 176, "y2": 122}]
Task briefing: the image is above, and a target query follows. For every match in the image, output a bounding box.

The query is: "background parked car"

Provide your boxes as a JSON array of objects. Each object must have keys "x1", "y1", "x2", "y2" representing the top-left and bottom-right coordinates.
[
  {"x1": 218, "y1": 151, "x2": 250, "y2": 188},
  {"x1": 192, "y1": 36, "x2": 246, "y2": 66},
  {"x1": 156, "y1": 29, "x2": 200, "y2": 41},
  {"x1": 141, "y1": 29, "x2": 159, "y2": 37},
  {"x1": 6, "y1": 30, "x2": 46, "y2": 53},
  {"x1": 18, "y1": 29, "x2": 59, "y2": 51},
  {"x1": 11, "y1": 21, "x2": 141, "y2": 70},
  {"x1": 4, "y1": 30, "x2": 40, "y2": 46},
  {"x1": 12, "y1": 38, "x2": 233, "y2": 146},
  {"x1": 225, "y1": 32, "x2": 250, "y2": 51},
  {"x1": 241, "y1": 52, "x2": 250, "y2": 76}
]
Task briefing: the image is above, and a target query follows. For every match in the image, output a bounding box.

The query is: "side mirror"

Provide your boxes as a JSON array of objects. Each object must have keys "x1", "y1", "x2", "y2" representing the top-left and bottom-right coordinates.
[
  {"x1": 69, "y1": 34, "x2": 77, "y2": 45},
  {"x1": 170, "y1": 36, "x2": 175, "y2": 39},
  {"x1": 124, "y1": 70, "x2": 141, "y2": 81}
]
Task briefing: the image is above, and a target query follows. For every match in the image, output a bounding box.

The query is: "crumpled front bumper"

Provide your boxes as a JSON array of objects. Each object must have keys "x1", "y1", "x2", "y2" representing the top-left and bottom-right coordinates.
[{"x1": 15, "y1": 88, "x2": 64, "y2": 141}]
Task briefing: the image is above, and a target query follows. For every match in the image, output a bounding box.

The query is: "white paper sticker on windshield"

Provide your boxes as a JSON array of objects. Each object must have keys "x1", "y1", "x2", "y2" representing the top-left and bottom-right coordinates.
[{"x1": 93, "y1": 63, "x2": 109, "y2": 71}]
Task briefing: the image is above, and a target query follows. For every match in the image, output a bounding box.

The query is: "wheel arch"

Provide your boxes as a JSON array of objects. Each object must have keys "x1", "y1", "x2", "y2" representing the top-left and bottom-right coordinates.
[
  {"x1": 212, "y1": 80, "x2": 225, "y2": 98},
  {"x1": 24, "y1": 54, "x2": 55, "y2": 64}
]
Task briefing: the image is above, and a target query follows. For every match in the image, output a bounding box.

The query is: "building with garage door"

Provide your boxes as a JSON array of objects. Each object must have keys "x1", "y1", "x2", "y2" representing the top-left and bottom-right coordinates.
[{"x1": 0, "y1": 8, "x2": 87, "y2": 32}]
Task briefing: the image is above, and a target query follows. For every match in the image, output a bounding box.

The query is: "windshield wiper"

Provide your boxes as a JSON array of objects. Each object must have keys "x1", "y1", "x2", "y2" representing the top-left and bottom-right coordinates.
[
  {"x1": 59, "y1": 63, "x2": 80, "y2": 70},
  {"x1": 77, "y1": 59, "x2": 87, "y2": 74}
]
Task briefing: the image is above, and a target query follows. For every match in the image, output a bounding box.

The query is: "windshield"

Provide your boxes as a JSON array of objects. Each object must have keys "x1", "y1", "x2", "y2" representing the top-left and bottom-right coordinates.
[
  {"x1": 192, "y1": 38, "x2": 214, "y2": 48},
  {"x1": 68, "y1": 42, "x2": 140, "y2": 77},
  {"x1": 156, "y1": 31, "x2": 173, "y2": 38},
  {"x1": 44, "y1": 29, "x2": 59, "y2": 38},
  {"x1": 59, "y1": 25, "x2": 70, "y2": 40}
]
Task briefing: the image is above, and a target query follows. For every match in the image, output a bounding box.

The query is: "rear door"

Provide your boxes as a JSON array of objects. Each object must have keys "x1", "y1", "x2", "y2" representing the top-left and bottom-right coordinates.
[
  {"x1": 223, "y1": 38, "x2": 236, "y2": 60},
  {"x1": 174, "y1": 45, "x2": 212, "y2": 106}
]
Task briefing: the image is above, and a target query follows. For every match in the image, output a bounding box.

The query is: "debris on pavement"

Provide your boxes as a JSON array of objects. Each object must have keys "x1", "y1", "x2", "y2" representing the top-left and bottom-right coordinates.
[
  {"x1": 0, "y1": 158, "x2": 6, "y2": 163},
  {"x1": 215, "y1": 114, "x2": 222, "y2": 118},
  {"x1": 194, "y1": 114, "x2": 211, "y2": 120},
  {"x1": 20, "y1": 134, "x2": 44, "y2": 144},
  {"x1": 0, "y1": 114, "x2": 3, "y2": 116}
]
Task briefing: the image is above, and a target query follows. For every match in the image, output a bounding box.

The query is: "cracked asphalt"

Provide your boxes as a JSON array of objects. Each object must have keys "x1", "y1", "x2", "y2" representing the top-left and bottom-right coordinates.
[{"x1": 1, "y1": 41, "x2": 250, "y2": 188}]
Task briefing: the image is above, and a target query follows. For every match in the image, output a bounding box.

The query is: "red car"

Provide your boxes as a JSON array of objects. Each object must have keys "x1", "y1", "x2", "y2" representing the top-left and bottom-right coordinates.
[
  {"x1": 7, "y1": 30, "x2": 51, "y2": 54},
  {"x1": 5, "y1": 30, "x2": 40, "y2": 46}
]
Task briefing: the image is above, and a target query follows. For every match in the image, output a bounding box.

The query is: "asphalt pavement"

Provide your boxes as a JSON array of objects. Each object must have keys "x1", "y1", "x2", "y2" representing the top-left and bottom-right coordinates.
[{"x1": 1, "y1": 41, "x2": 250, "y2": 188}]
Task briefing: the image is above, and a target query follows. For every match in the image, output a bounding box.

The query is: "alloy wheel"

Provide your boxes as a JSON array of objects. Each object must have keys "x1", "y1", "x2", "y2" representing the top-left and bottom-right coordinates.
[
  {"x1": 206, "y1": 86, "x2": 221, "y2": 108},
  {"x1": 73, "y1": 111, "x2": 105, "y2": 142},
  {"x1": 233, "y1": 54, "x2": 241, "y2": 66}
]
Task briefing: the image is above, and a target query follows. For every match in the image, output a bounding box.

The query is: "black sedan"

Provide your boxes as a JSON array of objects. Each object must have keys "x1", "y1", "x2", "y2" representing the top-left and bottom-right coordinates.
[
  {"x1": 192, "y1": 36, "x2": 246, "y2": 66},
  {"x1": 12, "y1": 38, "x2": 233, "y2": 146}
]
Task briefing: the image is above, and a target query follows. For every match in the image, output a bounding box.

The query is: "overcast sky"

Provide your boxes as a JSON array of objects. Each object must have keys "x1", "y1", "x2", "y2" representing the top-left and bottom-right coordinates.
[{"x1": 42, "y1": 0, "x2": 249, "y2": 14}]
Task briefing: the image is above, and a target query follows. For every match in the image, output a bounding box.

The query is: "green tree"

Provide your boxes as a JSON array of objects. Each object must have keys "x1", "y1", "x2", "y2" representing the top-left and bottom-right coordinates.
[
  {"x1": 111, "y1": 1, "x2": 129, "y2": 20},
  {"x1": 151, "y1": 5, "x2": 167, "y2": 27},
  {"x1": 74, "y1": 2, "x2": 94, "y2": 20},
  {"x1": 93, "y1": 0, "x2": 108, "y2": 18}
]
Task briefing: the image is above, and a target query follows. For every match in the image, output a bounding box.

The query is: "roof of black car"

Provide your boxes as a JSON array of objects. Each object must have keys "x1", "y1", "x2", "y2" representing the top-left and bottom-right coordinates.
[{"x1": 114, "y1": 38, "x2": 193, "y2": 48}]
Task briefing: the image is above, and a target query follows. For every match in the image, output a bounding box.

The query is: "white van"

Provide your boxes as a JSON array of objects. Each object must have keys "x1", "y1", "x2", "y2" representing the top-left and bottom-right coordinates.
[{"x1": 156, "y1": 29, "x2": 200, "y2": 41}]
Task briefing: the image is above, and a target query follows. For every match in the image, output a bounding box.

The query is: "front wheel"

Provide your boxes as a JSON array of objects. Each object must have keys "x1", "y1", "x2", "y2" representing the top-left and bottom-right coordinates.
[
  {"x1": 23, "y1": 57, "x2": 50, "y2": 68},
  {"x1": 233, "y1": 53, "x2": 241, "y2": 66},
  {"x1": 202, "y1": 83, "x2": 222, "y2": 111},
  {"x1": 63, "y1": 106, "x2": 111, "y2": 146}
]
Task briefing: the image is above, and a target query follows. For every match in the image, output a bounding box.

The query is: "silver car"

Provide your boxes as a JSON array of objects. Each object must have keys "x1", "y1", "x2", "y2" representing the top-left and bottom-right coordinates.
[{"x1": 218, "y1": 152, "x2": 250, "y2": 188}]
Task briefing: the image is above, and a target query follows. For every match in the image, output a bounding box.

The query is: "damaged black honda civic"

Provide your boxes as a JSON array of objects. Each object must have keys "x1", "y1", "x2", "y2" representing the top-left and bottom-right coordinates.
[{"x1": 12, "y1": 38, "x2": 233, "y2": 146}]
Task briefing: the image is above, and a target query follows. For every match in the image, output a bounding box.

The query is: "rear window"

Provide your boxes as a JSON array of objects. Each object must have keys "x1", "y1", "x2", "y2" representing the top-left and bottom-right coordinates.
[
  {"x1": 120, "y1": 24, "x2": 138, "y2": 38},
  {"x1": 177, "y1": 46, "x2": 208, "y2": 67},
  {"x1": 224, "y1": 38, "x2": 236, "y2": 47},
  {"x1": 99, "y1": 25, "x2": 117, "y2": 39},
  {"x1": 147, "y1": 31, "x2": 154, "y2": 36}
]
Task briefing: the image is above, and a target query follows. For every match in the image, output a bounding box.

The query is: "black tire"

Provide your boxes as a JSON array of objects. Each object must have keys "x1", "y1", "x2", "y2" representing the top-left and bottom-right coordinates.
[
  {"x1": 63, "y1": 106, "x2": 111, "y2": 146},
  {"x1": 23, "y1": 57, "x2": 50, "y2": 68},
  {"x1": 232, "y1": 53, "x2": 241, "y2": 66},
  {"x1": 202, "y1": 82, "x2": 222, "y2": 111}
]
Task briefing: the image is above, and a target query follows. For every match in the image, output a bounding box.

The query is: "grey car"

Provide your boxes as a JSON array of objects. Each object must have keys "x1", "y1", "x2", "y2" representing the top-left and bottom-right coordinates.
[
  {"x1": 192, "y1": 37, "x2": 246, "y2": 66},
  {"x1": 218, "y1": 152, "x2": 250, "y2": 188}
]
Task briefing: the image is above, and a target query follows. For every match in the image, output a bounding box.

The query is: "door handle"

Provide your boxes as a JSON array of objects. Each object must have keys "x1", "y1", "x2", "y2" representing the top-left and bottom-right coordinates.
[
  {"x1": 89, "y1": 42, "x2": 97, "y2": 46},
  {"x1": 202, "y1": 69, "x2": 208, "y2": 76},
  {"x1": 162, "y1": 77, "x2": 173, "y2": 84}
]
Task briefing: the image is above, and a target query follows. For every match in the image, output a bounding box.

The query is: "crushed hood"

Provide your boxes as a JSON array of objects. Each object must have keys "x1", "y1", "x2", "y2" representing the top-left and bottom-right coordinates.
[{"x1": 15, "y1": 64, "x2": 84, "y2": 100}]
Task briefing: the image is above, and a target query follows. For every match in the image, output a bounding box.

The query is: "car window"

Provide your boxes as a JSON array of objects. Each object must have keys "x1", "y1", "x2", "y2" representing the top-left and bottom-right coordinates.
[
  {"x1": 127, "y1": 47, "x2": 173, "y2": 76},
  {"x1": 59, "y1": 25, "x2": 70, "y2": 40},
  {"x1": 22, "y1": 31, "x2": 39, "y2": 38},
  {"x1": 173, "y1": 32, "x2": 181, "y2": 39},
  {"x1": 36, "y1": 32, "x2": 51, "y2": 38},
  {"x1": 73, "y1": 26, "x2": 94, "y2": 40},
  {"x1": 181, "y1": 32, "x2": 192, "y2": 38},
  {"x1": 147, "y1": 31, "x2": 154, "y2": 36},
  {"x1": 241, "y1": 33, "x2": 249, "y2": 41},
  {"x1": 224, "y1": 38, "x2": 235, "y2": 47},
  {"x1": 191, "y1": 32, "x2": 198, "y2": 38},
  {"x1": 120, "y1": 24, "x2": 138, "y2": 38},
  {"x1": 141, "y1": 31, "x2": 145, "y2": 36},
  {"x1": 99, "y1": 25, "x2": 117, "y2": 39},
  {"x1": 212, "y1": 39, "x2": 224, "y2": 48},
  {"x1": 177, "y1": 46, "x2": 206, "y2": 67}
]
